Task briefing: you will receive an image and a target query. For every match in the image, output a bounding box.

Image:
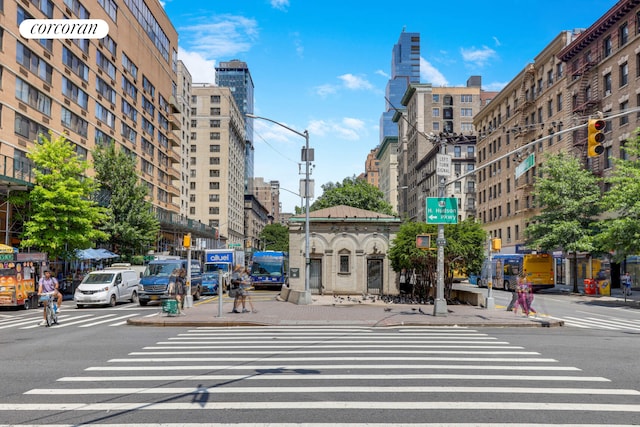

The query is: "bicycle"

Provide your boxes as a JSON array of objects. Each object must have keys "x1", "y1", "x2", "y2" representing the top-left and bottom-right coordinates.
[{"x1": 39, "y1": 294, "x2": 59, "y2": 327}]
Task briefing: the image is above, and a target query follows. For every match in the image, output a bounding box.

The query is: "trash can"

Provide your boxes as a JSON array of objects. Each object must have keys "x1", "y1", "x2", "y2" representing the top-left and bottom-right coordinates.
[
  {"x1": 162, "y1": 299, "x2": 179, "y2": 316},
  {"x1": 597, "y1": 279, "x2": 611, "y2": 296},
  {"x1": 584, "y1": 279, "x2": 597, "y2": 295}
]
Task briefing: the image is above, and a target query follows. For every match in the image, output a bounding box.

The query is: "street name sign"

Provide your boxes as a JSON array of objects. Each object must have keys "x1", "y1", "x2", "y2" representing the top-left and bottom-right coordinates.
[
  {"x1": 426, "y1": 197, "x2": 458, "y2": 224},
  {"x1": 515, "y1": 152, "x2": 535, "y2": 179}
]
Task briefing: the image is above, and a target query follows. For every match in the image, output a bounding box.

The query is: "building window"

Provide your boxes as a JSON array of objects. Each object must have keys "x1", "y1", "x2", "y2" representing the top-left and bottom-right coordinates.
[
  {"x1": 210, "y1": 95, "x2": 220, "y2": 103},
  {"x1": 460, "y1": 108, "x2": 472, "y2": 117},
  {"x1": 209, "y1": 182, "x2": 220, "y2": 190},
  {"x1": 460, "y1": 94, "x2": 473, "y2": 103},
  {"x1": 99, "y1": 34, "x2": 117, "y2": 57},
  {"x1": 604, "y1": 73, "x2": 612, "y2": 95},
  {"x1": 122, "y1": 53, "x2": 138, "y2": 80},
  {"x1": 620, "y1": 100, "x2": 629, "y2": 125},
  {"x1": 210, "y1": 107, "x2": 221, "y2": 115},
  {"x1": 432, "y1": 108, "x2": 440, "y2": 117},
  {"x1": 620, "y1": 62, "x2": 628, "y2": 87},
  {"x1": 209, "y1": 132, "x2": 220, "y2": 140},
  {"x1": 210, "y1": 144, "x2": 220, "y2": 152},
  {"x1": 15, "y1": 77, "x2": 51, "y2": 115},
  {"x1": 432, "y1": 94, "x2": 440, "y2": 103},
  {"x1": 603, "y1": 36, "x2": 612, "y2": 58},
  {"x1": 619, "y1": 22, "x2": 629, "y2": 47},
  {"x1": 96, "y1": 50, "x2": 116, "y2": 80},
  {"x1": 96, "y1": 76, "x2": 116, "y2": 104},
  {"x1": 16, "y1": 42, "x2": 52, "y2": 84},
  {"x1": 61, "y1": 107, "x2": 88, "y2": 137},
  {"x1": 210, "y1": 119, "x2": 220, "y2": 127},
  {"x1": 62, "y1": 76, "x2": 88, "y2": 109},
  {"x1": 339, "y1": 250, "x2": 350, "y2": 274},
  {"x1": 98, "y1": 0, "x2": 118, "y2": 22},
  {"x1": 547, "y1": 69, "x2": 554, "y2": 86},
  {"x1": 62, "y1": 46, "x2": 89, "y2": 81}
]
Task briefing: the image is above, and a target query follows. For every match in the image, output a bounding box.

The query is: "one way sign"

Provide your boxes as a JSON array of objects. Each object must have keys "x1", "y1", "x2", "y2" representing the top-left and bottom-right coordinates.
[{"x1": 426, "y1": 197, "x2": 458, "y2": 224}]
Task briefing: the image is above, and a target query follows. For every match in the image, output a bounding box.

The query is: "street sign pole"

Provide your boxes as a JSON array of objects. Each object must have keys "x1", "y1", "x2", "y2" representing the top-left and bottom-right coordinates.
[{"x1": 433, "y1": 152, "x2": 451, "y2": 316}]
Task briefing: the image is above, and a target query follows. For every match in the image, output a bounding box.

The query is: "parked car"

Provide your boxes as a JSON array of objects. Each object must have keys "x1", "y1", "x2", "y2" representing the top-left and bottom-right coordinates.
[
  {"x1": 74, "y1": 264, "x2": 140, "y2": 308},
  {"x1": 138, "y1": 258, "x2": 202, "y2": 306}
]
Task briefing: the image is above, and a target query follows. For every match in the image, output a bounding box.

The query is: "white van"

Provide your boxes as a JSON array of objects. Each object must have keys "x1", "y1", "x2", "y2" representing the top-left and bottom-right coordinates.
[{"x1": 74, "y1": 264, "x2": 140, "y2": 308}]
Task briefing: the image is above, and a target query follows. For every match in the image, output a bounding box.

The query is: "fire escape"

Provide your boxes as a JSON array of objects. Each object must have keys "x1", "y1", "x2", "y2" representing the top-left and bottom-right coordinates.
[
  {"x1": 514, "y1": 65, "x2": 537, "y2": 206},
  {"x1": 571, "y1": 53, "x2": 602, "y2": 174}
]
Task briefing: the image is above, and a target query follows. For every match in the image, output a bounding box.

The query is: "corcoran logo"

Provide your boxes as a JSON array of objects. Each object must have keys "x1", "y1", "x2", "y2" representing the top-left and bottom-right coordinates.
[{"x1": 19, "y1": 19, "x2": 109, "y2": 39}]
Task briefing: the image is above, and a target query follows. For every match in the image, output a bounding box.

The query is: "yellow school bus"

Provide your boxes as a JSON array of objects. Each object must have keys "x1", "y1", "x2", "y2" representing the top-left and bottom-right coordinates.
[{"x1": 523, "y1": 253, "x2": 555, "y2": 291}]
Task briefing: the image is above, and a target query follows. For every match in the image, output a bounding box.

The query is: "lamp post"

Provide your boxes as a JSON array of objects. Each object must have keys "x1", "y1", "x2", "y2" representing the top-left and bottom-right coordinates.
[{"x1": 246, "y1": 114, "x2": 312, "y2": 305}]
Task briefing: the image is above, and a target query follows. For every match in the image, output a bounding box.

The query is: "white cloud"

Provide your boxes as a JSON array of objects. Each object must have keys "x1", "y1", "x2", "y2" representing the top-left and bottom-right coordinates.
[
  {"x1": 420, "y1": 57, "x2": 448, "y2": 86},
  {"x1": 492, "y1": 36, "x2": 501, "y2": 47},
  {"x1": 178, "y1": 47, "x2": 216, "y2": 83},
  {"x1": 483, "y1": 81, "x2": 509, "y2": 92},
  {"x1": 291, "y1": 31, "x2": 304, "y2": 58},
  {"x1": 338, "y1": 73, "x2": 374, "y2": 90},
  {"x1": 375, "y1": 69, "x2": 389, "y2": 78},
  {"x1": 177, "y1": 15, "x2": 258, "y2": 58},
  {"x1": 270, "y1": 0, "x2": 290, "y2": 11},
  {"x1": 308, "y1": 118, "x2": 365, "y2": 141},
  {"x1": 314, "y1": 84, "x2": 338, "y2": 98},
  {"x1": 460, "y1": 46, "x2": 497, "y2": 67}
]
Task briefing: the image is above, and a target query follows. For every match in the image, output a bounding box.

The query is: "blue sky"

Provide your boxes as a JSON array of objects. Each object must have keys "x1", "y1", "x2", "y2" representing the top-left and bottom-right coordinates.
[{"x1": 163, "y1": 0, "x2": 618, "y2": 213}]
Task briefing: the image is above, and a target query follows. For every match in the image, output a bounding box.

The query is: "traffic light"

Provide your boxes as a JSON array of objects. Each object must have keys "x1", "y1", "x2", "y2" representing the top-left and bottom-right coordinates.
[
  {"x1": 416, "y1": 234, "x2": 431, "y2": 250},
  {"x1": 491, "y1": 238, "x2": 502, "y2": 251},
  {"x1": 587, "y1": 119, "x2": 606, "y2": 157}
]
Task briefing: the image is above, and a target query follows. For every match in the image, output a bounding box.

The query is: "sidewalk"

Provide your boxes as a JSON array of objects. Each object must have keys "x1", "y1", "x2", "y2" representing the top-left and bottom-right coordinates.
[{"x1": 127, "y1": 292, "x2": 563, "y2": 328}]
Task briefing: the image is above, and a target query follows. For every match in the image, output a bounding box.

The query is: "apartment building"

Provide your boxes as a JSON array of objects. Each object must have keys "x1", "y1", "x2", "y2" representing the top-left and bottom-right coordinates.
[
  {"x1": 253, "y1": 177, "x2": 280, "y2": 223},
  {"x1": 0, "y1": 0, "x2": 217, "y2": 251},
  {"x1": 395, "y1": 78, "x2": 488, "y2": 222},
  {"x1": 362, "y1": 147, "x2": 380, "y2": 188},
  {"x1": 473, "y1": 31, "x2": 578, "y2": 252},
  {"x1": 376, "y1": 136, "x2": 399, "y2": 213},
  {"x1": 556, "y1": 0, "x2": 640, "y2": 178},
  {"x1": 189, "y1": 84, "x2": 245, "y2": 246},
  {"x1": 175, "y1": 60, "x2": 192, "y2": 218}
]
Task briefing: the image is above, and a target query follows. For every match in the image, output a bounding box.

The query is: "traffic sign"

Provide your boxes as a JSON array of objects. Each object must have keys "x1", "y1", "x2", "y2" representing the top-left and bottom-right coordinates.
[
  {"x1": 426, "y1": 197, "x2": 458, "y2": 224},
  {"x1": 436, "y1": 154, "x2": 451, "y2": 177},
  {"x1": 515, "y1": 152, "x2": 535, "y2": 179}
]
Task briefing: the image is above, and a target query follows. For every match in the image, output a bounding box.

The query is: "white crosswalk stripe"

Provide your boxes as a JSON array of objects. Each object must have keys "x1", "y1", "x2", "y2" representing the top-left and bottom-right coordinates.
[
  {"x1": 4, "y1": 326, "x2": 640, "y2": 426},
  {"x1": 0, "y1": 308, "x2": 148, "y2": 330},
  {"x1": 549, "y1": 313, "x2": 640, "y2": 330}
]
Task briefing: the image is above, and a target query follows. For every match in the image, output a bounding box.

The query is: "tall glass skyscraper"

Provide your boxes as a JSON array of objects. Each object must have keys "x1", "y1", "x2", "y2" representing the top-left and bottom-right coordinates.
[
  {"x1": 215, "y1": 60, "x2": 255, "y2": 194},
  {"x1": 380, "y1": 30, "x2": 421, "y2": 142}
]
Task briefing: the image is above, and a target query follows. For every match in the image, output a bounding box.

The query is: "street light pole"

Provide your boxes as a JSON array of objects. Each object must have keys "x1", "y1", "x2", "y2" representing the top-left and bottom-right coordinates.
[{"x1": 246, "y1": 114, "x2": 312, "y2": 305}]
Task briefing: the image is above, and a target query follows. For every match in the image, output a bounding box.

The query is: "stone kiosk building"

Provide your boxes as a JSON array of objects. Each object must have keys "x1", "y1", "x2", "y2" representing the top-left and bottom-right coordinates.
[{"x1": 288, "y1": 206, "x2": 401, "y2": 296}]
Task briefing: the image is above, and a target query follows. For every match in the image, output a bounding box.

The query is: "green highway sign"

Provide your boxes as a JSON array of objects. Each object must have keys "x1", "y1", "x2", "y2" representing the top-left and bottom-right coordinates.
[
  {"x1": 228, "y1": 243, "x2": 242, "y2": 248},
  {"x1": 426, "y1": 197, "x2": 458, "y2": 224}
]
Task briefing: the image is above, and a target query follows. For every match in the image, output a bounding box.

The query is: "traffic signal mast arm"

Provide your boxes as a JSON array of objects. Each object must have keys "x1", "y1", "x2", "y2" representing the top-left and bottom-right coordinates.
[{"x1": 448, "y1": 107, "x2": 639, "y2": 186}]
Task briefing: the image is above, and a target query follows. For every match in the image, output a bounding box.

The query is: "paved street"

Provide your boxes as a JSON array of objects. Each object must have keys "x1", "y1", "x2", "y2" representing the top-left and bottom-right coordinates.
[{"x1": 2, "y1": 326, "x2": 640, "y2": 426}]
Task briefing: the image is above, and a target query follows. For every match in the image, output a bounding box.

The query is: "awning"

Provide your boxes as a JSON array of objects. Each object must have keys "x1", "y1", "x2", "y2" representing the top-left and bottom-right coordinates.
[
  {"x1": 75, "y1": 248, "x2": 119, "y2": 260},
  {"x1": 0, "y1": 244, "x2": 17, "y2": 254}
]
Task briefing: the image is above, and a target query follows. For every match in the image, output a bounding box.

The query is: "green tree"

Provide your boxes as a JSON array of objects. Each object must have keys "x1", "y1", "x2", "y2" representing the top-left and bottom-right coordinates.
[
  {"x1": 93, "y1": 142, "x2": 160, "y2": 258},
  {"x1": 20, "y1": 133, "x2": 108, "y2": 260},
  {"x1": 259, "y1": 223, "x2": 289, "y2": 252},
  {"x1": 525, "y1": 152, "x2": 602, "y2": 292},
  {"x1": 388, "y1": 219, "x2": 486, "y2": 300},
  {"x1": 597, "y1": 131, "x2": 640, "y2": 262},
  {"x1": 310, "y1": 176, "x2": 395, "y2": 215}
]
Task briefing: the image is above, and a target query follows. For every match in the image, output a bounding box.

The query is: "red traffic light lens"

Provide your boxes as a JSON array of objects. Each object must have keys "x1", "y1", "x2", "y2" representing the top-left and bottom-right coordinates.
[{"x1": 594, "y1": 120, "x2": 606, "y2": 131}]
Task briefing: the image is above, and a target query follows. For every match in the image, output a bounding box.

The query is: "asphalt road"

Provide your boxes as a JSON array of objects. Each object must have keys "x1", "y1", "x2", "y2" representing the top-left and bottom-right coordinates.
[{"x1": 1, "y1": 292, "x2": 640, "y2": 426}]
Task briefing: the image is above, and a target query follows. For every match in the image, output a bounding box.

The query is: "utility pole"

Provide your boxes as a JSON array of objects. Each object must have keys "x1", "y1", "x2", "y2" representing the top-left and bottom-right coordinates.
[{"x1": 433, "y1": 137, "x2": 449, "y2": 316}]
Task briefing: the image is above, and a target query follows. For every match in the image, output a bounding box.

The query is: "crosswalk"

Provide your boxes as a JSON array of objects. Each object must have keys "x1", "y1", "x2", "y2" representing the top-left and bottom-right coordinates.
[
  {"x1": 3, "y1": 326, "x2": 640, "y2": 426},
  {"x1": 0, "y1": 305, "x2": 160, "y2": 330},
  {"x1": 548, "y1": 312, "x2": 640, "y2": 331}
]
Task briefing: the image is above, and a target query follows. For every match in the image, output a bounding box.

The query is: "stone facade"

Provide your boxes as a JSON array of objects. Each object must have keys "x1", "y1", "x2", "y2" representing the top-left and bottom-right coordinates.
[{"x1": 288, "y1": 205, "x2": 401, "y2": 295}]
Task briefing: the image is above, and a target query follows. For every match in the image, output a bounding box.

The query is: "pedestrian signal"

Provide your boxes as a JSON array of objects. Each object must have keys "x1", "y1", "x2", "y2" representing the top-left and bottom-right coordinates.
[
  {"x1": 587, "y1": 119, "x2": 606, "y2": 157},
  {"x1": 491, "y1": 238, "x2": 501, "y2": 251},
  {"x1": 416, "y1": 234, "x2": 431, "y2": 250},
  {"x1": 183, "y1": 233, "x2": 191, "y2": 248}
]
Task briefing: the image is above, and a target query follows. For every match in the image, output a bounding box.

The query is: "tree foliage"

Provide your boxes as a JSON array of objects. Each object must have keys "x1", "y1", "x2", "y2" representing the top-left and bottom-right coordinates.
[
  {"x1": 388, "y1": 219, "x2": 486, "y2": 299},
  {"x1": 259, "y1": 223, "x2": 289, "y2": 252},
  {"x1": 310, "y1": 176, "x2": 395, "y2": 215},
  {"x1": 93, "y1": 142, "x2": 160, "y2": 258},
  {"x1": 597, "y1": 132, "x2": 640, "y2": 262},
  {"x1": 525, "y1": 152, "x2": 602, "y2": 254},
  {"x1": 20, "y1": 133, "x2": 108, "y2": 260},
  {"x1": 525, "y1": 152, "x2": 602, "y2": 292}
]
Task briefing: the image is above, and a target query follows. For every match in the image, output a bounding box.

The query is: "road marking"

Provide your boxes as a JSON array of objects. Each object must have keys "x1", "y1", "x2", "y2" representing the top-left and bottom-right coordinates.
[
  {"x1": 79, "y1": 314, "x2": 138, "y2": 327},
  {"x1": 108, "y1": 356, "x2": 557, "y2": 363},
  {"x1": 131, "y1": 350, "x2": 539, "y2": 356},
  {"x1": 85, "y1": 364, "x2": 579, "y2": 372},
  {"x1": 143, "y1": 344, "x2": 526, "y2": 350},
  {"x1": 58, "y1": 373, "x2": 611, "y2": 382},
  {"x1": 1, "y1": 401, "x2": 640, "y2": 411},
  {"x1": 54, "y1": 314, "x2": 117, "y2": 328},
  {"x1": 25, "y1": 386, "x2": 640, "y2": 395}
]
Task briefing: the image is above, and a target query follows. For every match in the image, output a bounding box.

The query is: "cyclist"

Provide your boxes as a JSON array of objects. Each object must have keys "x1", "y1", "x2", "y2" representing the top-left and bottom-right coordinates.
[{"x1": 38, "y1": 270, "x2": 62, "y2": 326}]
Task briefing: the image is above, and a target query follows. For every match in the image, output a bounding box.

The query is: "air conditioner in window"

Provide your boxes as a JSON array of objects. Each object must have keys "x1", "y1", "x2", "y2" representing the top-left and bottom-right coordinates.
[{"x1": 605, "y1": 90, "x2": 611, "y2": 96}]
